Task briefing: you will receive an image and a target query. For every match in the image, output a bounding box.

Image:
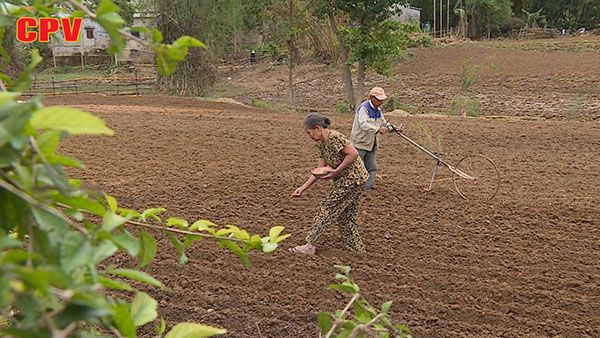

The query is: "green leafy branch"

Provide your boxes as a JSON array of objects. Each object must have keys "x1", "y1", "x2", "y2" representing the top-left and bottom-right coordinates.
[
  {"x1": 65, "y1": 197, "x2": 292, "y2": 268},
  {"x1": 318, "y1": 265, "x2": 412, "y2": 338}
]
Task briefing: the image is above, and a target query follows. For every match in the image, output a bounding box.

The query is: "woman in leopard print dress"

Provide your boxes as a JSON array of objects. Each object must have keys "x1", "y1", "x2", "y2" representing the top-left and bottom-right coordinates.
[{"x1": 290, "y1": 113, "x2": 369, "y2": 254}]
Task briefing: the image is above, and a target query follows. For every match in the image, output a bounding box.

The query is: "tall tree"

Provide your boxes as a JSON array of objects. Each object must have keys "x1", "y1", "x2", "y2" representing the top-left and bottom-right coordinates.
[
  {"x1": 466, "y1": 0, "x2": 513, "y2": 38},
  {"x1": 153, "y1": 0, "x2": 228, "y2": 95},
  {"x1": 317, "y1": 0, "x2": 417, "y2": 109}
]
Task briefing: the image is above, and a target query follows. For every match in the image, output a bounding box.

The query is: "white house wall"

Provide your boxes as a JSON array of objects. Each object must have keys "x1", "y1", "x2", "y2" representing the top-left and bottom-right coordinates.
[{"x1": 50, "y1": 18, "x2": 110, "y2": 56}]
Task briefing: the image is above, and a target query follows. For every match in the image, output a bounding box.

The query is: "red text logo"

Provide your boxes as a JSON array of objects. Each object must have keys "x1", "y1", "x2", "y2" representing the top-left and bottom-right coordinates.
[{"x1": 16, "y1": 17, "x2": 83, "y2": 43}]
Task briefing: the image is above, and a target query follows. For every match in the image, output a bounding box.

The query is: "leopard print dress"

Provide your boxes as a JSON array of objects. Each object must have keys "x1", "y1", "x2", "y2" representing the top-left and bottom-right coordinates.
[{"x1": 305, "y1": 130, "x2": 368, "y2": 252}]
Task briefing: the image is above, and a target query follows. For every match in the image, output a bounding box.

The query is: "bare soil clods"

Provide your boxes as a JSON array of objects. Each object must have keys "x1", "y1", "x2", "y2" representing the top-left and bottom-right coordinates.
[{"x1": 46, "y1": 92, "x2": 600, "y2": 337}]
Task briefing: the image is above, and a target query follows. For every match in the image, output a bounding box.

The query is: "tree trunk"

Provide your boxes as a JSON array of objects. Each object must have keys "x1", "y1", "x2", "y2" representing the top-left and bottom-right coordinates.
[
  {"x1": 355, "y1": 60, "x2": 366, "y2": 108},
  {"x1": 328, "y1": 12, "x2": 355, "y2": 111}
]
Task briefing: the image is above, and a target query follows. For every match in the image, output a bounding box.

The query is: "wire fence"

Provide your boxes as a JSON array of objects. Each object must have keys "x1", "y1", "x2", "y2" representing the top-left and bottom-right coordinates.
[{"x1": 23, "y1": 71, "x2": 157, "y2": 97}]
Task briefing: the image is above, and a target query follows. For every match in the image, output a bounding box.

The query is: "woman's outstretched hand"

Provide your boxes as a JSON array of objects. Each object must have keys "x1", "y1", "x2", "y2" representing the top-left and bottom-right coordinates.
[{"x1": 291, "y1": 187, "x2": 304, "y2": 197}]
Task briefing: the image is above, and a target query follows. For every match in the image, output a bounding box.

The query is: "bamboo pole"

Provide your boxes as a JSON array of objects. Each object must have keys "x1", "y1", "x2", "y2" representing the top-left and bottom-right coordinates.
[
  {"x1": 433, "y1": 0, "x2": 436, "y2": 36},
  {"x1": 447, "y1": 0, "x2": 450, "y2": 36},
  {"x1": 439, "y1": 0, "x2": 443, "y2": 36}
]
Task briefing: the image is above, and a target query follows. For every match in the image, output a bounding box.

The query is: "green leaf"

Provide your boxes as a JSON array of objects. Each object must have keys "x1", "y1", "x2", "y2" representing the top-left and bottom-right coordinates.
[
  {"x1": 151, "y1": 28, "x2": 163, "y2": 43},
  {"x1": 52, "y1": 154, "x2": 84, "y2": 168},
  {"x1": 55, "y1": 299, "x2": 111, "y2": 328},
  {"x1": 329, "y1": 281, "x2": 359, "y2": 294},
  {"x1": 138, "y1": 229, "x2": 157, "y2": 268},
  {"x1": 167, "y1": 233, "x2": 188, "y2": 265},
  {"x1": 105, "y1": 193, "x2": 118, "y2": 212},
  {"x1": 98, "y1": 276, "x2": 133, "y2": 291},
  {"x1": 276, "y1": 234, "x2": 291, "y2": 243},
  {"x1": 166, "y1": 217, "x2": 188, "y2": 229},
  {"x1": 0, "y1": 101, "x2": 33, "y2": 147},
  {"x1": 113, "y1": 302, "x2": 135, "y2": 338},
  {"x1": 268, "y1": 226, "x2": 285, "y2": 243},
  {"x1": 60, "y1": 232, "x2": 93, "y2": 273},
  {"x1": 141, "y1": 207, "x2": 166, "y2": 223},
  {"x1": 92, "y1": 240, "x2": 118, "y2": 264},
  {"x1": 55, "y1": 195, "x2": 105, "y2": 216},
  {"x1": 0, "y1": 147, "x2": 19, "y2": 168},
  {"x1": 318, "y1": 312, "x2": 333, "y2": 333},
  {"x1": 101, "y1": 211, "x2": 127, "y2": 232},
  {"x1": 226, "y1": 225, "x2": 249, "y2": 240},
  {"x1": 108, "y1": 268, "x2": 164, "y2": 288},
  {"x1": 334, "y1": 265, "x2": 352, "y2": 275},
  {"x1": 96, "y1": 0, "x2": 119, "y2": 15},
  {"x1": 334, "y1": 273, "x2": 347, "y2": 280},
  {"x1": 354, "y1": 303, "x2": 373, "y2": 323},
  {"x1": 261, "y1": 242, "x2": 277, "y2": 253},
  {"x1": 381, "y1": 301, "x2": 392, "y2": 314},
  {"x1": 36, "y1": 130, "x2": 61, "y2": 159},
  {"x1": 30, "y1": 106, "x2": 113, "y2": 135},
  {"x1": 0, "y1": 92, "x2": 19, "y2": 106},
  {"x1": 189, "y1": 219, "x2": 217, "y2": 232},
  {"x1": 0, "y1": 230, "x2": 21, "y2": 250},
  {"x1": 118, "y1": 207, "x2": 142, "y2": 219},
  {"x1": 172, "y1": 36, "x2": 206, "y2": 49},
  {"x1": 156, "y1": 318, "x2": 167, "y2": 336},
  {"x1": 131, "y1": 292, "x2": 157, "y2": 326},
  {"x1": 110, "y1": 230, "x2": 140, "y2": 257},
  {"x1": 219, "y1": 240, "x2": 250, "y2": 269},
  {"x1": 98, "y1": 12, "x2": 125, "y2": 25},
  {"x1": 8, "y1": 49, "x2": 42, "y2": 92},
  {"x1": 165, "y1": 323, "x2": 226, "y2": 338},
  {"x1": 184, "y1": 234, "x2": 203, "y2": 249}
]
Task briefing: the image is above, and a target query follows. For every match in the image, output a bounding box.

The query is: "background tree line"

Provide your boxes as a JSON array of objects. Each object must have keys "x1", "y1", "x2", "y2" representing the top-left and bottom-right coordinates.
[{"x1": 5, "y1": 0, "x2": 598, "y2": 97}]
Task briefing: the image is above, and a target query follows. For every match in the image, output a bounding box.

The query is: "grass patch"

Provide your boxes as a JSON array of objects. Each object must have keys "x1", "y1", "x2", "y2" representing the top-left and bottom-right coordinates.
[
  {"x1": 35, "y1": 66, "x2": 113, "y2": 81},
  {"x1": 250, "y1": 98, "x2": 274, "y2": 110}
]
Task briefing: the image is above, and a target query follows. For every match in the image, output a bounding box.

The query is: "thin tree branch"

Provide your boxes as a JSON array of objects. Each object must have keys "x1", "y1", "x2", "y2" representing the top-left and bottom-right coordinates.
[
  {"x1": 0, "y1": 179, "x2": 88, "y2": 235},
  {"x1": 324, "y1": 293, "x2": 360, "y2": 338},
  {"x1": 125, "y1": 218, "x2": 251, "y2": 243},
  {"x1": 67, "y1": 0, "x2": 155, "y2": 48},
  {"x1": 28, "y1": 137, "x2": 70, "y2": 194},
  {"x1": 55, "y1": 202, "x2": 260, "y2": 244}
]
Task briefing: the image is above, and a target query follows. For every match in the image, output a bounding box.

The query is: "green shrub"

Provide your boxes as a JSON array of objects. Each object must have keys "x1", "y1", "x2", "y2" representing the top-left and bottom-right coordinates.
[
  {"x1": 335, "y1": 101, "x2": 350, "y2": 113},
  {"x1": 450, "y1": 95, "x2": 482, "y2": 117}
]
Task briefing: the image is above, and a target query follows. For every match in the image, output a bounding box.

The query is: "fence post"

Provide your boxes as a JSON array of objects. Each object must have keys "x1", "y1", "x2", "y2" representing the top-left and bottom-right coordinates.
[
  {"x1": 116, "y1": 80, "x2": 119, "y2": 95},
  {"x1": 51, "y1": 76, "x2": 55, "y2": 95}
]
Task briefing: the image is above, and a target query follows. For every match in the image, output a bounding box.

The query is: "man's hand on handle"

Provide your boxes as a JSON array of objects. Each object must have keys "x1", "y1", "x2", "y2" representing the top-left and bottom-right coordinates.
[{"x1": 386, "y1": 122, "x2": 404, "y2": 133}]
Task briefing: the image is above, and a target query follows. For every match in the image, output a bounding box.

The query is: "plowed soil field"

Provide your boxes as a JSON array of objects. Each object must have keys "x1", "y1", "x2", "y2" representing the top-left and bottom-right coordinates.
[{"x1": 44, "y1": 93, "x2": 599, "y2": 337}]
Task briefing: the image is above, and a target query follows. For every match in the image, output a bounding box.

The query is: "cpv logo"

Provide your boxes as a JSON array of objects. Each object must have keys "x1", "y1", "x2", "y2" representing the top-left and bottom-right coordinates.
[{"x1": 16, "y1": 17, "x2": 83, "y2": 43}]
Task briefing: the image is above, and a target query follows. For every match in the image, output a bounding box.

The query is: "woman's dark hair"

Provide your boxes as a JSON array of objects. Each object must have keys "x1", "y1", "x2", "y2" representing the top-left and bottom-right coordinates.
[{"x1": 304, "y1": 113, "x2": 331, "y2": 129}]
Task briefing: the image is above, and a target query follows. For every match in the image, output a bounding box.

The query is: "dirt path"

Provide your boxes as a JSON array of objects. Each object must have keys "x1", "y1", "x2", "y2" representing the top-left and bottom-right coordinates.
[{"x1": 46, "y1": 94, "x2": 600, "y2": 337}]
